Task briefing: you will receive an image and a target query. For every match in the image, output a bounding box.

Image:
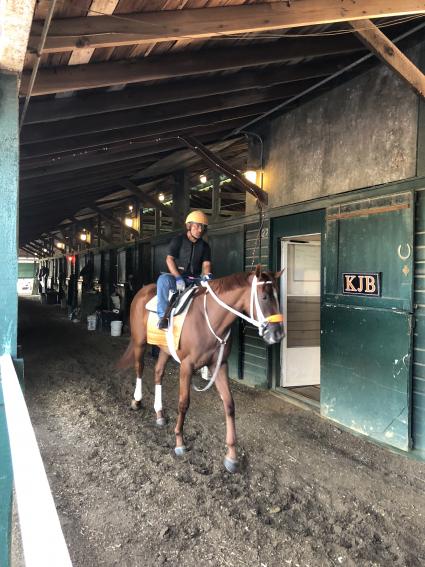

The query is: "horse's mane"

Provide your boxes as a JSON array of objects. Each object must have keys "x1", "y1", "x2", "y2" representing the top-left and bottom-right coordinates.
[{"x1": 209, "y1": 271, "x2": 251, "y2": 294}]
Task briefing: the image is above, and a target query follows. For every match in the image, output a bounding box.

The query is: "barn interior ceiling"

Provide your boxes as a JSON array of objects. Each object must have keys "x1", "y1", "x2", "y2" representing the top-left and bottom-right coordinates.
[{"x1": 17, "y1": 0, "x2": 425, "y2": 256}]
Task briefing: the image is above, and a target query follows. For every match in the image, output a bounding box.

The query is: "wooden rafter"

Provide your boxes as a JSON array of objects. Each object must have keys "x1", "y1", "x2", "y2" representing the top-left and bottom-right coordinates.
[
  {"x1": 30, "y1": 1, "x2": 425, "y2": 53},
  {"x1": 19, "y1": 107, "x2": 263, "y2": 157},
  {"x1": 20, "y1": 37, "x2": 364, "y2": 96},
  {"x1": 21, "y1": 59, "x2": 351, "y2": 124},
  {"x1": 349, "y1": 19, "x2": 425, "y2": 98},
  {"x1": 20, "y1": 82, "x2": 308, "y2": 144}
]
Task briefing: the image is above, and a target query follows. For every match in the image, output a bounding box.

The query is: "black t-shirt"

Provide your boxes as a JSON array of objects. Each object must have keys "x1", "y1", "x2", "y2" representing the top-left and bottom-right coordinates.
[{"x1": 167, "y1": 233, "x2": 211, "y2": 277}]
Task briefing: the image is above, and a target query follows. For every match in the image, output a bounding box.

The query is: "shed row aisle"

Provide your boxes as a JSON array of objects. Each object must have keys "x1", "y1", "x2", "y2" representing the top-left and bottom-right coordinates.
[{"x1": 14, "y1": 296, "x2": 425, "y2": 566}]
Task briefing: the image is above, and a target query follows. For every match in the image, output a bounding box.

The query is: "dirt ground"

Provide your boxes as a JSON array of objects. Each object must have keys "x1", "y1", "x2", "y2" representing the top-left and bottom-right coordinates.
[{"x1": 13, "y1": 296, "x2": 425, "y2": 566}]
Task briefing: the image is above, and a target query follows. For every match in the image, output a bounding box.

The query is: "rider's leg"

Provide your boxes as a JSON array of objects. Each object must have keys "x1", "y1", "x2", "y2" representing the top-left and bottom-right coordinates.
[
  {"x1": 154, "y1": 349, "x2": 170, "y2": 426},
  {"x1": 157, "y1": 273, "x2": 176, "y2": 319}
]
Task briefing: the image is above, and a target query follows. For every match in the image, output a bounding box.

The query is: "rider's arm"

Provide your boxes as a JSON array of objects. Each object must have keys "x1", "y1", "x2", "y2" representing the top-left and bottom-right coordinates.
[
  {"x1": 201, "y1": 260, "x2": 212, "y2": 276},
  {"x1": 166, "y1": 255, "x2": 181, "y2": 278}
]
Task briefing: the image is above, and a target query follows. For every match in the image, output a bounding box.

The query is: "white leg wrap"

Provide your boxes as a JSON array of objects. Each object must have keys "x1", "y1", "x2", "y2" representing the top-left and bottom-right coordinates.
[
  {"x1": 154, "y1": 384, "x2": 163, "y2": 413},
  {"x1": 134, "y1": 377, "x2": 142, "y2": 402}
]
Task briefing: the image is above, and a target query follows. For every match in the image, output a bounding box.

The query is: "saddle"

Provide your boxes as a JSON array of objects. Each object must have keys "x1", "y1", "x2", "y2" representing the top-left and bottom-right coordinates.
[{"x1": 145, "y1": 285, "x2": 198, "y2": 353}]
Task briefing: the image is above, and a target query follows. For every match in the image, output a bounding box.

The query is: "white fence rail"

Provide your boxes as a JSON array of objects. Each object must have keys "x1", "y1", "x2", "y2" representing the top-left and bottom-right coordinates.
[{"x1": 0, "y1": 354, "x2": 72, "y2": 567}]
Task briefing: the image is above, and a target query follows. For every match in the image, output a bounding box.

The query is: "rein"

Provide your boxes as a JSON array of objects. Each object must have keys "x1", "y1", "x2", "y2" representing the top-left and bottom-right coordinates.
[{"x1": 194, "y1": 275, "x2": 283, "y2": 392}]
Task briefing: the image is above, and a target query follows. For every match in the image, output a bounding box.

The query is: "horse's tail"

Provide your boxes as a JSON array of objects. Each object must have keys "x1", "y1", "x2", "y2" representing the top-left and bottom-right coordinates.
[{"x1": 116, "y1": 338, "x2": 134, "y2": 370}]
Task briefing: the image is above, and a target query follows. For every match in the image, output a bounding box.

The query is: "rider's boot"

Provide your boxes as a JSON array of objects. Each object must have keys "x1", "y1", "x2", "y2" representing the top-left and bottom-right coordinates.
[{"x1": 157, "y1": 317, "x2": 169, "y2": 330}]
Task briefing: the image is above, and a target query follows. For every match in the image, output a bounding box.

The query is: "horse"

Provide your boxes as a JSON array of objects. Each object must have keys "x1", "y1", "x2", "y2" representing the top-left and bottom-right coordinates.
[{"x1": 118, "y1": 265, "x2": 284, "y2": 473}]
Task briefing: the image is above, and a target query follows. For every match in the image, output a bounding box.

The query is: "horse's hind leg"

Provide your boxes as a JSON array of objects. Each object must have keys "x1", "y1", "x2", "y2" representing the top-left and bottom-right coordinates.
[
  {"x1": 131, "y1": 342, "x2": 146, "y2": 411},
  {"x1": 215, "y1": 362, "x2": 239, "y2": 473},
  {"x1": 154, "y1": 349, "x2": 170, "y2": 427}
]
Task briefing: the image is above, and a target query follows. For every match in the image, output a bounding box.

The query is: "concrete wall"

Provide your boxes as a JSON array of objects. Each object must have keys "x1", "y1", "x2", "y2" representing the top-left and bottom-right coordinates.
[{"x1": 247, "y1": 48, "x2": 421, "y2": 213}]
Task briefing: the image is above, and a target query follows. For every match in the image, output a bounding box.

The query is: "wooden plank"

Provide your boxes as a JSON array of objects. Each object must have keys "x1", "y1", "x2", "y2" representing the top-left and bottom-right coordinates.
[
  {"x1": 20, "y1": 82, "x2": 306, "y2": 143},
  {"x1": 30, "y1": 1, "x2": 425, "y2": 53},
  {"x1": 327, "y1": 202, "x2": 410, "y2": 220},
  {"x1": 67, "y1": 0, "x2": 119, "y2": 66},
  {"x1": 19, "y1": 106, "x2": 264, "y2": 157},
  {"x1": 22, "y1": 59, "x2": 351, "y2": 124},
  {"x1": 349, "y1": 19, "x2": 425, "y2": 98},
  {"x1": 20, "y1": 37, "x2": 365, "y2": 96}
]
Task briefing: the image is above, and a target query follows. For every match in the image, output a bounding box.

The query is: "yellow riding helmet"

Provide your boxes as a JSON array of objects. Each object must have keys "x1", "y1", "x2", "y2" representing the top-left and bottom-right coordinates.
[{"x1": 185, "y1": 211, "x2": 209, "y2": 226}]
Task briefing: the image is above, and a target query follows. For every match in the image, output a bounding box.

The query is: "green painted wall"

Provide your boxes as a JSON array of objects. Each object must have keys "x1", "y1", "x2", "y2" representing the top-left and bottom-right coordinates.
[{"x1": 0, "y1": 71, "x2": 19, "y2": 567}]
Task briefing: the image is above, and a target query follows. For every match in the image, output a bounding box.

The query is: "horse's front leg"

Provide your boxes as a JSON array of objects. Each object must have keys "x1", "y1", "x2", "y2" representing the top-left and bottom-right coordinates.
[
  {"x1": 174, "y1": 359, "x2": 193, "y2": 456},
  {"x1": 131, "y1": 342, "x2": 146, "y2": 410},
  {"x1": 215, "y1": 362, "x2": 239, "y2": 473},
  {"x1": 154, "y1": 349, "x2": 170, "y2": 427}
]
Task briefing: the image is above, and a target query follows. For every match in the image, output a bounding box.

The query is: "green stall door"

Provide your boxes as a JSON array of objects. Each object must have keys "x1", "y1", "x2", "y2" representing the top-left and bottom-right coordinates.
[{"x1": 321, "y1": 192, "x2": 414, "y2": 451}]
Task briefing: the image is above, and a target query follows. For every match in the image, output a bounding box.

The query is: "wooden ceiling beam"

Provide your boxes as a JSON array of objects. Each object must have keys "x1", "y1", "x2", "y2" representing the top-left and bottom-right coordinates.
[
  {"x1": 20, "y1": 129, "x2": 234, "y2": 171},
  {"x1": 349, "y1": 19, "x2": 425, "y2": 98},
  {"x1": 21, "y1": 82, "x2": 308, "y2": 144},
  {"x1": 19, "y1": 107, "x2": 262, "y2": 157},
  {"x1": 21, "y1": 58, "x2": 354, "y2": 124},
  {"x1": 30, "y1": 1, "x2": 425, "y2": 53},
  {"x1": 20, "y1": 37, "x2": 365, "y2": 96}
]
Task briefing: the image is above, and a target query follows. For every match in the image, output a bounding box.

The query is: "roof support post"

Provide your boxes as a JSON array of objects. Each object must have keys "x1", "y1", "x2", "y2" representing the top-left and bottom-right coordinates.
[
  {"x1": 212, "y1": 171, "x2": 221, "y2": 223},
  {"x1": 0, "y1": 70, "x2": 19, "y2": 567},
  {"x1": 172, "y1": 170, "x2": 190, "y2": 230},
  {"x1": 155, "y1": 208, "x2": 161, "y2": 236}
]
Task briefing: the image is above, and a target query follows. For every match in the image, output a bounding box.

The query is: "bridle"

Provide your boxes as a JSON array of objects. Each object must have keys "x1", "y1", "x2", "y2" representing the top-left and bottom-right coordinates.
[
  {"x1": 201, "y1": 274, "x2": 283, "y2": 337},
  {"x1": 193, "y1": 274, "x2": 283, "y2": 392}
]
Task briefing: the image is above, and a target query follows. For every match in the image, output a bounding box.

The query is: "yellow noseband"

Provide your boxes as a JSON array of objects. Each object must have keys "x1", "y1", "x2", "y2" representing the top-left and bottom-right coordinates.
[{"x1": 266, "y1": 314, "x2": 283, "y2": 323}]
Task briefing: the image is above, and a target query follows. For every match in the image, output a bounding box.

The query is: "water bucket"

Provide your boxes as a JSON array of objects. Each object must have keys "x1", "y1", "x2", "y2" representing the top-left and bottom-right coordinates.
[
  {"x1": 87, "y1": 315, "x2": 97, "y2": 331},
  {"x1": 111, "y1": 320, "x2": 123, "y2": 337}
]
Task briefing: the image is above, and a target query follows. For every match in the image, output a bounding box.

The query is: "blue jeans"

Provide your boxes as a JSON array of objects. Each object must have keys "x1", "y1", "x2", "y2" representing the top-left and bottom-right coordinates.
[{"x1": 156, "y1": 274, "x2": 199, "y2": 318}]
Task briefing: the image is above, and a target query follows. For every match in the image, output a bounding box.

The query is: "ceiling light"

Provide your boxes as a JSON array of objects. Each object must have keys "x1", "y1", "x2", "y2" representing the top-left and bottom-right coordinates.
[
  {"x1": 128, "y1": 205, "x2": 133, "y2": 212},
  {"x1": 199, "y1": 174, "x2": 207, "y2": 184},
  {"x1": 80, "y1": 232, "x2": 87, "y2": 242},
  {"x1": 243, "y1": 170, "x2": 257, "y2": 184},
  {"x1": 158, "y1": 193, "x2": 165, "y2": 202},
  {"x1": 124, "y1": 217, "x2": 133, "y2": 228}
]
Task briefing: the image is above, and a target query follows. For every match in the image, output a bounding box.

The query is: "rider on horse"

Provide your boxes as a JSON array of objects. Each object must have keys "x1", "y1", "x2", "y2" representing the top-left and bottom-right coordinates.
[{"x1": 156, "y1": 210, "x2": 213, "y2": 329}]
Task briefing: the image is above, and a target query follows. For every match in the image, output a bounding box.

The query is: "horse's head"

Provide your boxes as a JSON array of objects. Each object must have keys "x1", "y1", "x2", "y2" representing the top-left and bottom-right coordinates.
[{"x1": 249, "y1": 265, "x2": 285, "y2": 346}]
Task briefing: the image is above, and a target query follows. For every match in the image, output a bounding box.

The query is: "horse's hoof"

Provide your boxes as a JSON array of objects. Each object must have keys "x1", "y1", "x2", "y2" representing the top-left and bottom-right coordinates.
[
  {"x1": 156, "y1": 417, "x2": 166, "y2": 427},
  {"x1": 174, "y1": 445, "x2": 187, "y2": 456},
  {"x1": 224, "y1": 457, "x2": 239, "y2": 474},
  {"x1": 130, "y1": 399, "x2": 142, "y2": 411}
]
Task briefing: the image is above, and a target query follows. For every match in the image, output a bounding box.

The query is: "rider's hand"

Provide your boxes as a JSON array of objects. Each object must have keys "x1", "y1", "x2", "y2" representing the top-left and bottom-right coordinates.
[
  {"x1": 201, "y1": 273, "x2": 213, "y2": 281},
  {"x1": 175, "y1": 276, "x2": 186, "y2": 292}
]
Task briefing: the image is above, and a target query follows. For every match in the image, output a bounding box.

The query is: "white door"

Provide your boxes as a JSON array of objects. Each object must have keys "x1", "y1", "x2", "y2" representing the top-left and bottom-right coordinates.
[{"x1": 281, "y1": 238, "x2": 321, "y2": 387}]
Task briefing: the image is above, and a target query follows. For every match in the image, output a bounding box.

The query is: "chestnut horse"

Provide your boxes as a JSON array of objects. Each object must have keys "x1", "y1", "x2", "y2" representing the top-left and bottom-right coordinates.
[{"x1": 118, "y1": 266, "x2": 284, "y2": 473}]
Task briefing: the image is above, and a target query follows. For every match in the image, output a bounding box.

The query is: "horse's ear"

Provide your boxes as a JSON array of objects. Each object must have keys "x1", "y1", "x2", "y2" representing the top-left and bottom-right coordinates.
[
  {"x1": 274, "y1": 269, "x2": 284, "y2": 279},
  {"x1": 255, "y1": 264, "x2": 262, "y2": 278}
]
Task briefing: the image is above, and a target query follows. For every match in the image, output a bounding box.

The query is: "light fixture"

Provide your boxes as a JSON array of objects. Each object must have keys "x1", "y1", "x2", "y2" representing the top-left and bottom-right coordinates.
[
  {"x1": 128, "y1": 204, "x2": 134, "y2": 212},
  {"x1": 124, "y1": 217, "x2": 133, "y2": 228},
  {"x1": 56, "y1": 242, "x2": 65, "y2": 250},
  {"x1": 243, "y1": 170, "x2": 257, "y2": 184},
  {"x1": 42, "y1": 247, "x2": 48, "y2": 253},
  {"x1": 158, "y1": 193, "x2": 165, "y2": 202},
  {"x1": 79, "y1": 231, "x2": 87, "y2": 242},
  {"x1": 199, "y1": 174, "x2": 207, "y2": 184}
]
